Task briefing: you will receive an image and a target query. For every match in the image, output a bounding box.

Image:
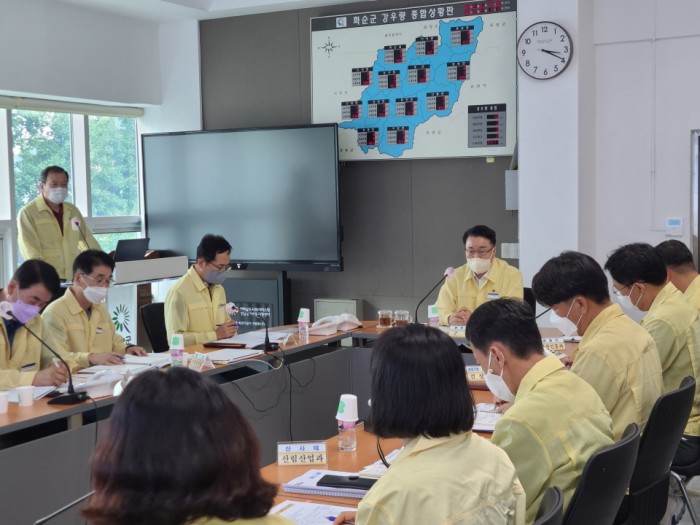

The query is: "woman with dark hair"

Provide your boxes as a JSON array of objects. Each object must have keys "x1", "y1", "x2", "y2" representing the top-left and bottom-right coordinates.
[
  {"x1": 83, "y1": 367, "x2": 292, "y2": 525},
  {"x1": 334, "y1": 324, "x2": 525, "y2": 525}
]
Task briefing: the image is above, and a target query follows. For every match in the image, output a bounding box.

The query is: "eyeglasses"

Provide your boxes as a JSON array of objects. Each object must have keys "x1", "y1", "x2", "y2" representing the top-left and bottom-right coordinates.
[
  {"x1": 82, "y1": 273, "x2": 115, "y2": 287},
  {"x1": 612, "y1": 283, "x2": 636, "y2": 297},
  {"x1": 207, "y1": 262, "x2": 231, "y2": 272},
  {"x1": 465, "y1": 247, "x2": 494, "y2": 257}
]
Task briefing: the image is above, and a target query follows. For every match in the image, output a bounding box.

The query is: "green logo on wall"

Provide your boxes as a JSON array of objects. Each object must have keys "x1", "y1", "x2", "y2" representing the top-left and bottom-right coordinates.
[{"x1": 112, "y1": 304, "x2": 131, "y2": 334}]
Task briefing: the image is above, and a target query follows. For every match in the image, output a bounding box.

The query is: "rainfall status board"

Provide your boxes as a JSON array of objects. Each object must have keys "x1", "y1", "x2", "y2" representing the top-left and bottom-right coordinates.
[{"x1": 311, "y1": 1, "x2": 517, "y2": 161}]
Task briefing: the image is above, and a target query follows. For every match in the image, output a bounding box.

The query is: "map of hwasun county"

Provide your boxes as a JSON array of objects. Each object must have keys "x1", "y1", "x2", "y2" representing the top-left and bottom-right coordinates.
[
  {"x1": 339, "y1": 18, "x2": 484, "y2": 158},
  {"x1": 311, "y1": 1, "x2": 517, "y2": 161}
]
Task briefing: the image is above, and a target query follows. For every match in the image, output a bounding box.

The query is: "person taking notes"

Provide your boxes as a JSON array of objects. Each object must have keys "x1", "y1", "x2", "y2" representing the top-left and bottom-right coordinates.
[
  {"x1": 334, "y1": 324, "x2": 525, "y2": 525},
  {"x1": 467, "y1": 299, "x2": 614, "y2": 524},
  {"x1": 165, "y1": 234, "x2": 238, "y2": 346},
  {"x1": 43, "y1": 250, "x2": 146, "y2": 367}
]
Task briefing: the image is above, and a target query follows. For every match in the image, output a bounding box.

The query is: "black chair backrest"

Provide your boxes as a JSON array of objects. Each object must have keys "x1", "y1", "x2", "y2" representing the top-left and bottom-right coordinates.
[
  {"x1": 534, "y1": 486, "x2": 564, "y2": 525},
  {"x1": 618, "y1": 376, "x2": 696, "y2": 525},
  {"x1": 524, "y1": 287, "x2": 537, "y2": 315},
  {"x1": 562, "y1": 423, "x2": 640, "y2": 525},
  {"x1": 140, "y1": 302, "x2": 169, "y2": 353}
]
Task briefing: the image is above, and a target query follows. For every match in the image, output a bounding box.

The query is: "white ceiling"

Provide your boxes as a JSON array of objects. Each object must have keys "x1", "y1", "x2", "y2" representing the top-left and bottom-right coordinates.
[{"x1": 54, "y1": 0, "x2": 371, "y2": 22}]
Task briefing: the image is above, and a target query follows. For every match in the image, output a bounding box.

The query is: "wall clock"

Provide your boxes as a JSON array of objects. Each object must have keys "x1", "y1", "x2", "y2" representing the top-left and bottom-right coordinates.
[{"x1": 517, "y1": 21, "x2": 573, "y2": 80}]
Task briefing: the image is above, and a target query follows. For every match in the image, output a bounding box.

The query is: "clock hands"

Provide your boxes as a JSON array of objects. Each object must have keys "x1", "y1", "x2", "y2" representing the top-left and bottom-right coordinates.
[{"x1": 540, "y1": 48, "x2": 563, "y2": 58}]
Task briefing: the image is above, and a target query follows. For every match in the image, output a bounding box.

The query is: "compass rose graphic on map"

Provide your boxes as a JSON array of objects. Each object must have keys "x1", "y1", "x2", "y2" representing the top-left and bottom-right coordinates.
[{"x1": 319, "y1": 37, "x2": 339, "y2": 58}]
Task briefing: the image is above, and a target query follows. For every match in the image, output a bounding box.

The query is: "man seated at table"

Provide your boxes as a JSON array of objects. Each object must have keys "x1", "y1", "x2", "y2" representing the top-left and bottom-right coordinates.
[
  {"x1": 466, "y1": 298, "x2": 614, "y2": 523},
  {"x1": 435, "y1": 224, "x2": 523, "y2": 326},
  {"x1": 165, "y1": 234, "x2": 238, "y2": 346},
  {"x1": 532, "y1": 251, "x2": 663, "y2": 439},
  {"x1": 0, "y1": 259, "x2": 70, "y2": 389},
  {"x1": 605, "y1": 242, "x2": 700, "y2": 467},
  {"x1": 42, "y1": 250, "x2": 147, "y2": 368},
  {"x1": 656, "y1": 239, "x2": 700, "y2": 311}
]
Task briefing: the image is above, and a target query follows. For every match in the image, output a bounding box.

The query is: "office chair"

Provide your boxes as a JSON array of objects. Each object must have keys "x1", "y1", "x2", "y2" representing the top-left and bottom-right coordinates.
[
  {"x1": 562, "y1": 423, "x2": 640, "y2": 525},
  {"x1": 615, "y1": 376, "x2": 695, "y2": 525},
  {"x1": 671, "y1": 455, "x2": 700, "y2": 525},
  {"x1": 139, "y1": 302, "x2": 169, "y2": 352},
  {"x1": 534, "y1": 486, "x2": 564, "y2": 525}
]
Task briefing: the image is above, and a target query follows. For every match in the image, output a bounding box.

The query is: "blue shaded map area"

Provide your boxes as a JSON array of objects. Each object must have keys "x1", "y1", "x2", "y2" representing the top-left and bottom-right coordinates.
[{"x1": 340, "y1": 18, "x2": 483, "y2": 158}]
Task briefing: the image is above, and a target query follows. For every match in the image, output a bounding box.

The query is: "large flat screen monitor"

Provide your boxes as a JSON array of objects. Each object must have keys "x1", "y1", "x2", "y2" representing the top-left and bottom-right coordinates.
[{"x1": 142, "y1": 124, "x2": 342, "y2": 271}]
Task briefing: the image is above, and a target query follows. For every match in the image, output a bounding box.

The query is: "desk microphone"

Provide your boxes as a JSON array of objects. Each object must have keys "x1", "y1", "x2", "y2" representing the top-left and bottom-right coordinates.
[
  {"x1": 0, "y1": 302, "x2": 87, "y2": 405},
  {"x1": 414, "y1": 267, "x2": 455, "y2": 324},
  {"x1": 253, "y1": 314, "x2": 279, "y2": 352},
  {"x1": 70, "y1": 217, "x2": 90, "y2": 248}
]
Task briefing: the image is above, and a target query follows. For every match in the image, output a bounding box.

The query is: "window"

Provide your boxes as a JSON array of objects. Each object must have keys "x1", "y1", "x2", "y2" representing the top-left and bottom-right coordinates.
[
  {"x1": 88, "y1": 116, "x2": 139, "y2": 217},
  {"x1": 12, "y1": 110, "x2": 72, "y2": 213},
  {"x1": 1, "y1": 104, "x2": 142, "y2": 283}
]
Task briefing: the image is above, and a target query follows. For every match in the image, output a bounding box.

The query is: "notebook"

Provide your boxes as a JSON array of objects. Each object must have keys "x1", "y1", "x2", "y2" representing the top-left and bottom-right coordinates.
[
  {"x1": 474, "y1": 403, "x2": 502, "y2": 432},
  {"x1": 282, "y1": 469, "x2": 370, "y2": 499}
]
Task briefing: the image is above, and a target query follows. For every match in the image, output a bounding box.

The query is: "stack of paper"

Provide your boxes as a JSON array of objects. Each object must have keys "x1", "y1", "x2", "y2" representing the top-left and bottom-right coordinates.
[
  {"x1": 474, "y1": 403, "x2": 502, "y2": 432},
  {"x1": 357, "y1": 448, "x2": 403, "y2": 479},
  {"x1": 271, "y1": 501, "x2": 356, "y2": 524},
  {"x1": 283, "y1": 469, "x2": 369, "y2": 499}
]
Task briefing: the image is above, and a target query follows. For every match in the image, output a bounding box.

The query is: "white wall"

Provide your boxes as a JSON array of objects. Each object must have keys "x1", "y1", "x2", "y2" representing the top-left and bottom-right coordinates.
[
  {"x1": 519, "y1": 0, "x2": 700, "y2": 290},
  {"x1": 0, "y1": 0, "x2": 160, "y2": 105},
  {"x1": 139, "y1": 21, "x2": 202, "y2": 134}
]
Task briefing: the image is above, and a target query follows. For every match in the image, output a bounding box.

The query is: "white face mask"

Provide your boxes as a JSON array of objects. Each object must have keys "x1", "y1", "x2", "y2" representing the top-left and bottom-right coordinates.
[
  {"x1": 616, "y1": 284, "x2": 644, "y2": 312},
  {"x1": 80, "y1": 275, "x2": 108, "y2": 304},
  {"x1": 467, "y1": 256, "x2": 492, "y2": 275},
  {"x1": 483, "y1": 352, "x2": 515, "y2": 403},
  {"x1": 549, "y1": 300, "x2": 581, "y2": 337},
  {"x1": 46, "y1": 187, "x2": 68, "y2": 204}
]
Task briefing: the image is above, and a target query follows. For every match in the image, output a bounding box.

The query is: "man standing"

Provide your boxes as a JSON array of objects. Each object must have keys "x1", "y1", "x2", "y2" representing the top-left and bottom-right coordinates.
[
  {"x1": 467, "y1": 298, "x2": 614, "y2": 523},
  {"x1": 656, "y1": 239, "x2": 700, "y2": 311},
  {"x1": 43, "y1": 250, "x2": 147, "y2": 368},
  {"x1": 165, "y1": 234, "x2": 238, "y2": 346},
  {"x1": 0, "y1": 260, "x2": 71, "y2": 389},
  {"x1": 435, "y1": 225, "x2": 523, "y2": 326},
  {"x1": 605, "y1": 242, "x2": 700, "y2": 467},
  {"x1": 532, "y1": 251, "x2": 663, "y2": 439},
  {"x1": 17, "y1": 165, "x2": 100, "y2": 280}
]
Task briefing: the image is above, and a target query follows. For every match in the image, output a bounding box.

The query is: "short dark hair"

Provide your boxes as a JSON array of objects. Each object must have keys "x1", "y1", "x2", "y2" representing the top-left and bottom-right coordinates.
[
  {"x1": 368, "y1": 324, "x2": 474, "y2": 439},
  {"x1": 467, "y1": 298, "x2": 544, "y2": 359},
  {"x1": 12, "y1": 259, "x2": 60, "y2": 298},
  {"x1": 73, "y1": 249, "x2": 115, "y2": 275},
  {"x1": 604, "y1": 243, "x2": 667, "y2": 287},
  {"x1": 196, "y1": 234, "x2": 232, "y2": 262},
  {"x1": 462, "y1": 225, "x2": 496, "y2": 246},
  {"x1": 655, "y1": 240, "x2": 696, "y2": 271},
  {"x1": 40, "y1": 165, "x2": 69, "y2": 183},
  {"x1": 532, "y1": 251, "x2": 610, "y2": 307},
  {"x1": 83, "y1": 368, "x2": 276, "y2": 525}
]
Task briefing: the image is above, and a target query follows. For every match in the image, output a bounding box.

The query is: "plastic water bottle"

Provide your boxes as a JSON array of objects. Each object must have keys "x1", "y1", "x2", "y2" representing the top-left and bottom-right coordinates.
[
  {"x1": 170, "y1": 333, "x2": 184, "y2": 367},
  {"x1": 428, "y1": 304, "x2": 440, "y2": 327},
  {"x1": 298, "y1": 308, "x2": 310, "y2": 342},
  {"x1": 336, "y1": 393, "x2": 359, "y2": 451}
]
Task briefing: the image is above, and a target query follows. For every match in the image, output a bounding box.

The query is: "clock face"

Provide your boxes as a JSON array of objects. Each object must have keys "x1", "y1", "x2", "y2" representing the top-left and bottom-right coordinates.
[{"x1": 517, "y1": 22, "x2": 573, "y2": 80}]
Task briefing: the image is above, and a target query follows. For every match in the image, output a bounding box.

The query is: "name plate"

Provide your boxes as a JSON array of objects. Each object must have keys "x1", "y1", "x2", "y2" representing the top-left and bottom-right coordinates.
[
  {"x1": 542, "y1": 338, "x2": 566, "y2": 352},
  {"x1": 277, "y1": 441, "x2": 327, "y2": 466},
  {"x1": 465, "y1": 365, "x2": 484, "y2": 382}
]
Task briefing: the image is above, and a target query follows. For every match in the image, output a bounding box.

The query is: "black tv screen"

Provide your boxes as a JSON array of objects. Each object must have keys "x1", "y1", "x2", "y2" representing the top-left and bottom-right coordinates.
[{"x1": 142, "y1": 124, "x2": 342, "y2": 271}]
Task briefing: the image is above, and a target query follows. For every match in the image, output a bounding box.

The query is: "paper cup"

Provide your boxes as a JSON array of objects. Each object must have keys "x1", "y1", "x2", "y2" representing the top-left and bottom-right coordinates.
[
  {"x1": 0, "y1": 392, "x2": 8, "y2": 414},
  {"x1": 336, "y1": 393, "x2": 358, "y2": 422},
  {"x1": 298, "y1": 308, "x2": 311, "y2": 323},
  {"x1": 16, "y1": 386, "x2": 35, "y2": 407}
]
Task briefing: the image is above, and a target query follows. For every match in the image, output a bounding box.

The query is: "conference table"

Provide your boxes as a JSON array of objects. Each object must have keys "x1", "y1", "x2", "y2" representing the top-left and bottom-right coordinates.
[{"x1": 0, "y1": 321, "x2": 573, "y2": 524}]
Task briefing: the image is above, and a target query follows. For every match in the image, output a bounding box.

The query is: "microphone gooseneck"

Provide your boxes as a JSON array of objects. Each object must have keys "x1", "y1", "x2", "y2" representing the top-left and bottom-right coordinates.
[
  {"x1": 414, "y1": 267, "x2": 454, "y2": 324},
  {"x1": 17, "y1": 316, "x2": 87, "y2": 405}
]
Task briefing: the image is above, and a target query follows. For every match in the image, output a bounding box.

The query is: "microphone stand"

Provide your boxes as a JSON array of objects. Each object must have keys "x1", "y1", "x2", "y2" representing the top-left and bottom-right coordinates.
[
  {"x1": 253, "y1": 314, "x2": 278, "y2": 352},
  {"x1": 535, "y1": 307, "x2": 552, "y2": 320},
  {"x1": 414, "y1": 274, "x2": 448, "y2": 324},
  {"x1": 18, "y1": 318, "x2": 88, "y2": 405}
]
